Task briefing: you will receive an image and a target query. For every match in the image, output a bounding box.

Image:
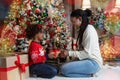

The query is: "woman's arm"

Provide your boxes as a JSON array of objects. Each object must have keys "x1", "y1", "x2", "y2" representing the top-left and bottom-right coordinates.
[{"x1": 69, "y1": 50, "x2": 89, "y2": 60}]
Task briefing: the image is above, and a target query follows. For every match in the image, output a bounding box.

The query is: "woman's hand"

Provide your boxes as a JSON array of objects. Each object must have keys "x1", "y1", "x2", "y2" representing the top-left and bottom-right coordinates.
[
  {"x1": 59, "y1": 50, "x2": 69, "y2": 58},
  {"x1": 64, "y1": 50, "x2": 69, "y2": 56}
]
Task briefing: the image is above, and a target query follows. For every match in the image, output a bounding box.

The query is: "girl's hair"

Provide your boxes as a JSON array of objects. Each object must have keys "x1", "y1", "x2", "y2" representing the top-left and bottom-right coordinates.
[
  {"x1": 71, "y1": 9, "x2": 92, "y2": 48},
  {"x1": 26, "y1": 24, "x2": 43, "y2": 39}
]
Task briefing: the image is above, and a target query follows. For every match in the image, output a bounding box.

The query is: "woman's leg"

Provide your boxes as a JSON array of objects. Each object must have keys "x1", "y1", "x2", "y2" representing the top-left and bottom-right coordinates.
[
  {"x1": 61, "y1": 59, "x2": 100, "y2": 77},
  {"x1": 30, "y1": 63, "x2": 58, "y2": 78}
]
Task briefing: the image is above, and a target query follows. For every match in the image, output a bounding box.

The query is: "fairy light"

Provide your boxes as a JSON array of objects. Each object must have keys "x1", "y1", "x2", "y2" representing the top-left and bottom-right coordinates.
[
  {"x1": 115, "y1": 0, "x2": 120, "y2": 8},
  {"x1": 100, "y1": 39, "x2": 119, "y2": 61},
  {"x1": 82, "y1": 0, "x2": 91, "y2": 10}
]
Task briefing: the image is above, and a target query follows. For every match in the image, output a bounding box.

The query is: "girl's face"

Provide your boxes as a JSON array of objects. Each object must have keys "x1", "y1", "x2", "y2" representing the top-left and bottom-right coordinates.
[
  {"x1": 71, "y1": 17, "x2": 82, "y2": 28},
  {"x1": 37, "y1": 32, "x2": 44, "y2": 40}
]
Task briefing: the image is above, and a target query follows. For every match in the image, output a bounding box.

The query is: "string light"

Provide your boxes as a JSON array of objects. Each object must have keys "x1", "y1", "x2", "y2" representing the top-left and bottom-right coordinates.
[
  {"x1": 115, "y1": 0, "x2": 120, "y2": 8},
  {"x1": 82, "y1": 0, "x2": 91, "y2": 10}
]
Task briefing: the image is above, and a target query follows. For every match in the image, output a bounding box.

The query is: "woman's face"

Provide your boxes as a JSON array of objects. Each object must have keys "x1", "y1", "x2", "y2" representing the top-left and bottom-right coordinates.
[{"x1": 71, "y1": 17, "x2": 82, "y2": 28}]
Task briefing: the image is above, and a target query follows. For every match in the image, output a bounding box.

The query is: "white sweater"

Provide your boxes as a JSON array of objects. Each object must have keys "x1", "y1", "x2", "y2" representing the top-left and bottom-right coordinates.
[{"x1": 69, "y1": 25, "x2": 103, "y2": 68}]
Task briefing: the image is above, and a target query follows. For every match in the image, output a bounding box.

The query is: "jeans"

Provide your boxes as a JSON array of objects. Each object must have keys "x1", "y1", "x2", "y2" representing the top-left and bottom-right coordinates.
[
  {"x1": 61, "y1": 59, "x2": 100, "y2": 77},
  {"x1": 30, "y1": 63, "x2": 58, "y2": 78}
]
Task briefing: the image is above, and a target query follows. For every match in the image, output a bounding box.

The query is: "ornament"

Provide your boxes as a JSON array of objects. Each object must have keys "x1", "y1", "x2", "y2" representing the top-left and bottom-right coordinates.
[
  {"x1": 26, "y1": 10, "x2": 32, "y2": 15},
  {"x1": 57, "y1": 26, "x2": 61, "y2": 32},
  {"x1": 58, "y1": 22, "x2": 63, "y2": 26},
  {"x1": 26, "y1": 21, "x2": 30, "y2": 25},
  {"x1": 38, "y1": 21, "x2": 43, "y2": 24},
  {"x1": 1, "y1": 25, "x2": 17, "y2": 46},
  {"x1": 37, "y1": 24, "x2": 42, "y2": 28},
  {"x1": 43, "y1": 13, "x2": 48, "y2": 17},
  {"x1": 35, "y1": 8, "x2": 41, "y2": 14},
  {"x1": 62, "y1": 12, "x2": 67, "y2": 17}
]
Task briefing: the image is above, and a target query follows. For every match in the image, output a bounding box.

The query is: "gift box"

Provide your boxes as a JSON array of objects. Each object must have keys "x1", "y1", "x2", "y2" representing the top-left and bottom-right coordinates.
[
  {"x1": 111, "y1": 35, "x2": 120, "y2": 54},
  {"x1": 0, "y1": 53, "x2": 29, "y2": 80},
  {"x1": 50, "y1": 49, "x2": 61, "y2": 58}
]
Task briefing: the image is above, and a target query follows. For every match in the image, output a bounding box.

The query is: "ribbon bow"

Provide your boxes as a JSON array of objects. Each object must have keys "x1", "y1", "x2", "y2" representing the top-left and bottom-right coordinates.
[
  {"x1": 51, "y1": 49, "x2": 60, "y2": 58},
  {"x1": 15, "y1": 54, "x2": 26, "y2": 73}
]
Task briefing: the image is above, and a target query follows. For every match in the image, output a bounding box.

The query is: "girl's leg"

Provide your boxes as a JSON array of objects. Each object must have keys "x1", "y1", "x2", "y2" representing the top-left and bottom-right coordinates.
[
  {"x1": 30, "y1": 64, "x2": 58, "y2": 78},
  {"x1": 61, "y1": 59, "x2": 100, "y2": 77}
]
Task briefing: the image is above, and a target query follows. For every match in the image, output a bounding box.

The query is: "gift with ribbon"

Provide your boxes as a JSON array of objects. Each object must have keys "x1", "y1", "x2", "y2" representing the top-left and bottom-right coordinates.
[
  {"x1": 72, "y1": 39, "x2": 77, "y2": 50},
  {"x1": 111, "y1": 35, "x2": 120, "y2": 57},
  {"x1": 50, "y1": 49, "x2": 61, "y2": 58},
  {"x1": 0, "y1": 53, "x2": 29, "y2": 80}
]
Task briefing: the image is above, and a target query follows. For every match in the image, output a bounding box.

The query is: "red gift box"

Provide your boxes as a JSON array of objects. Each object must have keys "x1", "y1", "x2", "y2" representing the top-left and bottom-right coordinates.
[
  {"x1": 0, "y1": 53, "x2": 29, "y2": 80},
  {"x1": 111, "y1": 35, "x2": 120, "y2": 54},
  {"x1": 50, "y1": 49, "x2": 60, "y2": 58}
]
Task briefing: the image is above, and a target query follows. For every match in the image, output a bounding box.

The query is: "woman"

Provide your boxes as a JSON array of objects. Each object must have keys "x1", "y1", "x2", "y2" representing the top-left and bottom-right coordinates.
[{"x1": 60, "y1": 9, "x2": 103, "y2": 77}]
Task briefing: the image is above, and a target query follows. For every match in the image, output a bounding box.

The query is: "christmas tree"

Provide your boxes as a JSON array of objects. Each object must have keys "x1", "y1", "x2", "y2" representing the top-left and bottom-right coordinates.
[
  {"x1": 1, "y1": 0, "x2": 71, "y2": 55},
  {"x1": 46, "y1": 0, "x2": 71, "y2": 50}
]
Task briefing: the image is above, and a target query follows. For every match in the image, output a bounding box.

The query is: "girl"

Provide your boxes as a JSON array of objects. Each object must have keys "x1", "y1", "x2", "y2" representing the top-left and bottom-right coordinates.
[
  {"x1": 26, "y1": 24, "x2": 58, "y2": 78},
  {"x1": 60, "y1": 9, "x2": 103, "y2": 77}
]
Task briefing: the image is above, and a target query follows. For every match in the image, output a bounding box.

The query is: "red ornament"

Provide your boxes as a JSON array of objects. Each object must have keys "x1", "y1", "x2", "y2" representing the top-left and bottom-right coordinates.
[
  {"x1": 37, "y1": 24, "x2": 42, "y2": 28},
  {"x1": 30, "y1": 2, "x2": 34, "y2": 6},
  {"x1": 1, "y1": 26, "x2": 17, "y2": 46},
  {"x1": 64, "y1": 45, "x2": 67, "y2": 49},
  {"x1": 17, "y1": 30, "x2": 26, "y2": 38},
  {"x1": 57, "y1": 26, "x2": 61, "y2": 32},
  {"x1": 89, "y1": 19, "x2": 95, "y2": 25},
  {"x1": 64, "y1": 30, "x2": 66, "y2": 32},
  {"x1": 19, "y1": 16, "x2": 24, "y2": 21},
  {"x1": 26, "y1": 21, "x2": 30, "y2": 25},
  {"x1": 104, "y1": 12, "x2": 109, "y2": 16},
  {"x1": 26, "y1": 10, "x2": 31, "y2": 15},
  {"x1": 46, "y1": 25, "x2": 49, "y2": 29},
  {"x1": 17, "y1": 34, "x2": 24, "y2": 38},
  {"x1": 47, "y1": 23, "x2": 53, "y2": 28},
  {"x1": 62, "y1": 12, "x2": 67, "y2": 17},
  {"x1": 50, "y1": 32, "x2": 55, "y2": 38},
  {"x1": 35, "y1": 8, "x2": 41, "y2": 14}
]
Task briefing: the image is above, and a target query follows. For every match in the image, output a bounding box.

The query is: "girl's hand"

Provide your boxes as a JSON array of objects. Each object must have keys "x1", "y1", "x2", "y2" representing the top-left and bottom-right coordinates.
[
  {"x1": 48, "y1": 52, "x2": 54, "y2": 59},
  {"x1": 48, "y1": 50, "x2": 61, "y2": 59},
  {"x1": 64, "y1": 50, "x2": 69, "y2": 56}
]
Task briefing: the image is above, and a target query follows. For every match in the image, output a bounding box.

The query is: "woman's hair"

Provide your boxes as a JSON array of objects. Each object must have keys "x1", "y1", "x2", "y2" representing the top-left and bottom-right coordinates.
[
  {"x1": 26, "y1": 24, "x2": 43, "y2": 39},
  {"x1": 71, "y1": 9, "x2": 92, "y2": 48}
]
